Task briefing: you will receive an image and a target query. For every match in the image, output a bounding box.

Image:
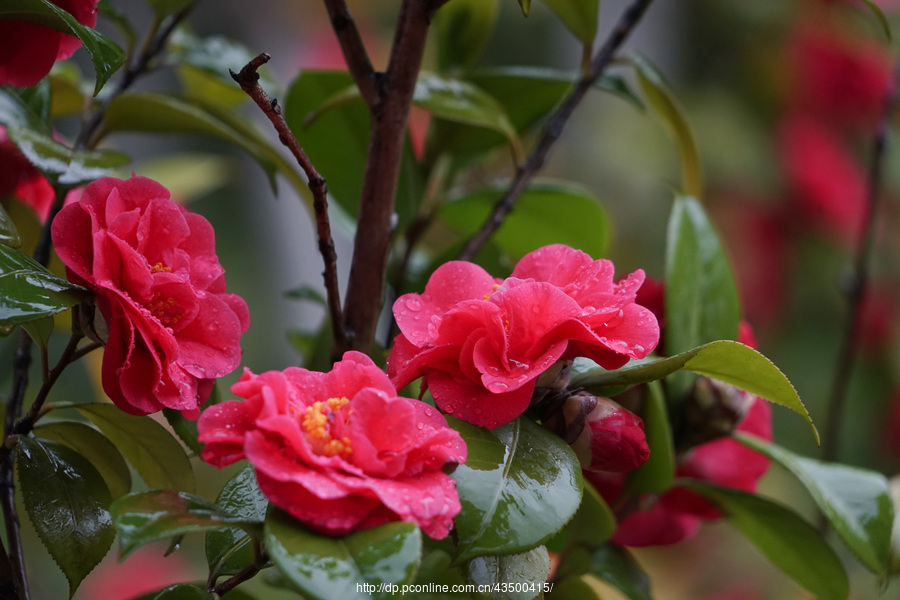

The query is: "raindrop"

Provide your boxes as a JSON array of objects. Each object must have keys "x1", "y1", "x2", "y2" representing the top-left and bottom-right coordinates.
[
  {"x1": 417, "y1": 422, "x2": 424, "y2": 430},
  {"x1": 487, "y1": 381, "x2": 509, "y2": 393},
  {"x1": 633, "y1": 344, "x2": 644, "y2": 353},
  {"x1": 617, "y1": 309, "x2": 624, "y2": 318},
  {"x1": 404, "y1": 297, "x2": 423, "y2": 311},
  {"x1": 424, "y1": 407, "x2": 434, "y2": 417},
  {"x1": 474, "y1": 408, "x2": 482, "y2": 415}
]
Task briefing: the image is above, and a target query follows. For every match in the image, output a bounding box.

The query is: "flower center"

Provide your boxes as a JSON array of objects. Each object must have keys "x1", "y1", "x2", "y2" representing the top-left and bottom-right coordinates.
[
  {"x1": 151, "y1": 262, "x2": 173, "y2": 273},
  {"x1": 482, "y1": 283, "x2": 501, "y2": 301},
  {"x1": 301, "y1": 396, "x2": 352, "y2": 459},
  {"x1": 147, "y1": 292, "x2": 185, "y2": 328}
]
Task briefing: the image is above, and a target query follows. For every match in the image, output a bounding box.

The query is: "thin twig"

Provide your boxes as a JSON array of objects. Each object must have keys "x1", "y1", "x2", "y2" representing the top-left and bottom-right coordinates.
[
  {"x1": 457, "y1": 0, "x2": 656, "y2": 261},
  {"x1": 321, "y1": 0, "x2": 378, "y2": 107},
  {"x1": 231, "y1": 54, "x2": 347, "y2": 353},
  {"x1": 340, "y1": 0, "x2": 440, "y2": 354},
  {"x1": 822, "y1": 58, "x2": 900, "y2": 462},
  {"x1": 210, "y1": 542, "x2": 268, "y2": 596}
]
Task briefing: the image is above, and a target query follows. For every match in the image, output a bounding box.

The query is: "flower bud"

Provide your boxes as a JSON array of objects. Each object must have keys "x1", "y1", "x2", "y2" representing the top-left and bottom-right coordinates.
[
  {"x1": 681, "y1": 377, "x2": 755, "y2": 450},
  {"x1": 543, "y1": 391, "x2": 649, "y2": 473}
]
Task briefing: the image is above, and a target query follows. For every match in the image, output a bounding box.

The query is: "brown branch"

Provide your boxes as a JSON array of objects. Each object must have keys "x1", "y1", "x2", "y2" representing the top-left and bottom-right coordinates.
[
  {"x1": 457, "y1": 0, "x2": 656, "y2": 261},
  {"x1": 339, "y1": 0, "x2": 440, "y2": 354},
  {"x1": 210, "y1": 541, "x2": 268, "y2": 596},
  {"x1": 231, "y1": 54, "x2": 347, "y2": 353},
  {"x1": 822, "y1": 57, "x2": 900, "y2": 462},
  {"x1": 322, "y1": 0, "x2": 378, "y2": 107}
]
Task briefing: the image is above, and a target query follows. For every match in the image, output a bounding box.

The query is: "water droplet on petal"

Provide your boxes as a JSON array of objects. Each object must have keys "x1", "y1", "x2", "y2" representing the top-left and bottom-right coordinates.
[
  {"x1": 487, "y1": 381, "x2": 509, "y2": 393},
  {"x1": 417, "y1": 422, "x2": 424, "y2": 430},
  {"x1": 424, "y1": 407, "x2": 434, "y2": 417},
  {"x1": 404, "y1": 297, "x2": 423, "y2": 311}
]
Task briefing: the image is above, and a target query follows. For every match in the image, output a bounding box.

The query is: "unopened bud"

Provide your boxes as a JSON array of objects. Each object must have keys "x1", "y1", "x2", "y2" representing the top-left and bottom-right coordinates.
[
  {"x1": 74, "y1": 298, "x2": 108, "y2": 345},
  {"x1": 682, "y1": 377, "x2": 754, "y2": 449},
  {"x1": 543, "y1": 391, "x2": 649, "y2": 473}
]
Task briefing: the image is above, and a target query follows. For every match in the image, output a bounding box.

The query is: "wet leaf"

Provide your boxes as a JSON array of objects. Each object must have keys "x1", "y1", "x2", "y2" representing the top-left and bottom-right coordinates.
[
  {"x1": 0, "y1": 204, "x2": 21, "y2": 248},
  {"x1": 585, "y1": 545, "x2": 651, "y2": 600},
  {"x1": 5, "y1": 126, "x2": 130, "y2": 185},
  {"x1": 206, "y1": 465, "x2": 269, "y2": 578},
  {"x1": 466, "y1": 546, "x2": 550, "y2": 600},
  {"x1": 17, "y1": 436, "x2": 114, "y2": 597},
  {"x1": 0, "y1": 0, "x2": 125, "y2": 94},
  {"x1": 540, "y1": 0, "x2": 599, "y2": 44},
  {"x1": 265, "y1": 509, "x2": 421, "y2": 600},
  {"x1": 736, "y1": 433, "x2": 893, "y2": 577},
  {"x1": 34, "y1": 421, "x2": 132, "y2": 499},
  {"x1": 0, "y1": 243, "x2": 87, "y2": 327},
  {"x1": 565, "y1": 480, "x2": 617, "y2": 549},
  {"x1": 111, "y1": 489, "x2": 263, "y2": 558},
  {"x1": 685, "y1": 481, "x2": 849, "y2": 600},
  {"x1": 624, "y1": 381, "x2": 674, "y2": 495},
  {"x1": 449, "y1": 416, "x2": 583, "y2": 561},
  {"x1": 76, "y1": 403, "x2": 195, "y2": 492}
]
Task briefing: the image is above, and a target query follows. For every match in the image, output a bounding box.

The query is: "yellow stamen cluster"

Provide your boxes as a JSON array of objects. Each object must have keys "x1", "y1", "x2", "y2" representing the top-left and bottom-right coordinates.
[
  {"x1": 482, "y1": 283, "x2": 501, "y2": 301},
  {"x1": 151, "y1": 262, "x2": 173, "y2": 273},
  {"x1": 147, "y1": 293, "x2": 183, "y2": 327},
  {"x1": 302, "y1": 396, "x2": 352, "y2": 459}
]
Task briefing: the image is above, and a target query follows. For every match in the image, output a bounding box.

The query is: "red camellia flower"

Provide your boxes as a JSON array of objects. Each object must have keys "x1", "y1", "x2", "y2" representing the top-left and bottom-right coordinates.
[
  {"x1": 0, "y1": 126, "x2": 55, "y2": 222},
  {"x1": 198, "y1": 351, "x2": 467, "y2": 539},
  {"x1": 388, "y1": 244, "x2": 659, "y2": 429},
  {"x1": 51, "y1": 176, "x2": 249, "y2": 418},
  {"x1": 0, "y1": 0, "x2": 99, "y2": 88}
]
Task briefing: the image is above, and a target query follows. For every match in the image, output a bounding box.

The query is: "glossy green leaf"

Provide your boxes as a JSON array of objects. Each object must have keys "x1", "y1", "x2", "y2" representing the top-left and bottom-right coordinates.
[
  {"x1": 206, "y1": 465, "x2": 268, "y2": 578},
  {"x1": 624, "y1": 381, "x2": 674, "y2": 495},
  {"x1": 736, "y1": 433, "x2": 893, "y2": 576},
  {"x1": 439, "y1": 181, "x2": 609, "y2": 260},
  {"x1": 435, "y1": 0, "x2": 498, "y2": 70},
  {"x1": 76, "y1": 403, "x2": 196, "y2": 492},
  {"x1": 586, "y1": 545, "x2": 651, "y2": 600},
  {"x1": 518, "y1": 0, "x2": 532, "y2": 16},
  {"x1": 5, "y1": 126, "x2": 130, "y2": 185},
  {"x1": 665, "y1": 194, "x2": 739, "y2": 400},
  {"x1": 162, "y1": 407, "x2": 203, "y2": 455},
  {"x1": 449, "y1": 416, "x2": 583, "y2": 561},
  {"x1": 416, "y1": 73, "x2": 523, "y2": 162},
  {"x1": 466, "y1": 546, "x2": 550, "y2": 600},
  {"x1": 540, "y1": 0, "x2": 599, "y2": 44},
  {"x1": 21, "y1": 314, "x2": 53, "y2": 347},
  {"x1": 411, "y1": 548, "x2": 474, "y2": 598},
  {"x1": 34, "y1": 421, "x2": 132, "y2": 499},
  {"x1": 0, "y1": 204, "x2": 21, "y2": 248},
  {"x1": 565, "y1": 478, "x2": 617, "y2": 549},
  {"x1": 861, "y1": 0, "x2": 892, "y2": 42},
  {"x1": 571, "y1": 340, "x2": 818, "y2": 443},
  {"x1": 111, "y1": 489, "x2": 263, "y2": 558},
  {"x1": 145, "y1": 0, "x2": 194, "y2": 20},
  {"x1": 631, "y1": 54, "x2": 702, "y2": 199},
  {"x1": 265, "y1": 508, "x2": 422, "y2": 600},
  {"x1": 17, "y1": 436, "x2": 114, "y2": 597},
  {"x1": 0, "y1": 85, "x2": 48, "y2": 132},
  {"x1": 101, "y1": 92, "x2": 306, "y2": 199},
  {"x1": 0, "y1": 244, "x2": 87, "y2": 326},
  {"x1": 685, "y1": 481, "x2": 849, "y2": 600},
  {"x1": 0, "y1": 0, "x2": 125, "y2": 94},
  {"x1": 547, "y1": 575, "x2": 601, "y2": 600},
  {"x1": 134, "y1": 584, "x2": 217, "y2": 600}
]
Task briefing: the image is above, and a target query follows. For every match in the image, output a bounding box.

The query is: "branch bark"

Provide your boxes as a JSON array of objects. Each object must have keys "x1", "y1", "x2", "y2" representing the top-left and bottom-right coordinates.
[
  {"x1": 458, "y1": 0, "x2": 656, "y2": 261},
  {"x1": 338, "y1": 0, "x2": 439, "y2": 354},
  {"x1": 322, "y1": 0, "x2": 378, "y2": 107},
  {"x1": 231, "y1": 54, "x2": 347, "y2": 352}
]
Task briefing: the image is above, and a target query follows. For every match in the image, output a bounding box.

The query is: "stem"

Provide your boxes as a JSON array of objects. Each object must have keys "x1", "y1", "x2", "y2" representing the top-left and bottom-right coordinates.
[
  {"x1": 339, "y1": 0, "x2": 441, "y2": 354},
  {"x1": 457, "y1": 0, "x2": 656, "y2": 261},
  {"x1": 822, "y1": 58, "x2": 900, "y2": 462},
  {"x1": 321, "y1": 0, "x2": 378, "y2": 107},
  {"x1": 210, "y1": 542, "x2": 268, "y2": 596},
  {"x1": 231, "y1": 54, "x2": 347, "y2": 354}
]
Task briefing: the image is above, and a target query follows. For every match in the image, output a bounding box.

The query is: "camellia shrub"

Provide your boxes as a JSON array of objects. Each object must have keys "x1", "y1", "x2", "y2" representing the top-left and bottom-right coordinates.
[{"x1": 0, "y1": 1, "x2": 898, "y2": 599}]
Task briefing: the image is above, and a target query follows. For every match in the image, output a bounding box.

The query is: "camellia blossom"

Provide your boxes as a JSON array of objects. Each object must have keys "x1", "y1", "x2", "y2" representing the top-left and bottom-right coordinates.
[
  {"x1": 0, "y1": 0, "x2": 99, "y2": 88},
  {"x1": 388, "y1": 244, "x2": 659, "y2": 429},
  {"x1": 51, "y1": 176, "x2": 249, "y2": 418},
  {"x1": 197, "y1": 352, "x2": 467, "y2": 539},
  {"x1": 0, "y1": 126, "x2": 55, "y2": 222}
]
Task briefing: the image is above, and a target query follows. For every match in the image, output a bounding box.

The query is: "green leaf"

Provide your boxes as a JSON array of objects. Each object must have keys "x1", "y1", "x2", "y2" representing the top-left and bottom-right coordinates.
[
  {"x1": 0, "y1": 0, "x2": 125, "y2": 94},
  {"x1": 134, "y1": 584, "x2": 217, "y2": 600},
  {"x1": 284, "y1": 71, "x2": 423, "y2": 230},
  {"x1": 684, "y1": 481, "x2": 849, "y2": 600},
  {"x1": 540, "y1": 0, "x2": 599, "y2": 44},
  {"x1": 97, "y1": 0, "x2": 137, "y2": 54},
  {"x1": 0, "y1": 243, "x2": 87, "y2": 327},
  {"x1": 21, "y1": 314, "x2": 54, "y2": 347},
  {"x1": 111, "y1": 489, "x2": 263, "y2": 558},
  {"x1": 16, "y1": 436, "x2": 115, "y2": 597},
  {"x1": 624, "y1": 381, "x2": 674, "y2": 495},
  {"x1": 265, "y1": 508, "x2": 422, "y2": 600},
  {"x1": 564, "y1": 476, "x2": 617, "y2": 550},
  {"x1": 101, "y1": 92, "x2": 307, "y2": 200},
  {"x1": 518, "y1": 0, "x2": 532, "y2": 16},
  {"x1": 438, "y1": 181, "x2": 609, "y2": 260},
  {"x1": 435, "y1": 0, "x2": 499, "y2": 70},
  {"x1": 5, "y1": 126, "x2": 130, "y2": 185},
  {"x1": 861, "y1": 0, "x2": 892, "y2": 42},
  {"x1": 547, "y1": 576, "x2": 601, "y2": 600},
  {"x1": 162, "y1": 408, "x2": 203, "y2": 455},
  {"x1": 76, "y1": 403, "x2": 196, "y2": 492},
  {"x1": 0, "y1": 85, "x2": 49, "y2": 132},
  {"x1": 206, "y1": 465, "x2": 268, "y2": 578},
  {"x1": 34, "y1": 421, "x2": 132, "y2": 499},
  {"x1": 585, "y1": 545, "x2": 651, "y2": 600},
  {"x1": 415, "y1": 73, "x2": 523, "y2": 163},
  {"x1": 466, "y1": 546, "x2": 550, "y2": 600},
  {"x1": 449, "y1": 416, "x2": 583, "y2": 561},
  {"x1": 631, "y1": 54, "x2": 702, "y2": 199},
  {"x1": 0, "y1": 204, "x2": 21, "y2": 248},
  {"x1": 144, "y1": 0, "x2": 195, "y2": 20},
  {"x1": 736, "y1": 433, "x2": 893, "y2": 577},
  {"x1": 664, "y1": 194, "x2": 739, "y2": 399},
  {"x1": 571, "y1": 340, "x2": 819, "y2": 443}
]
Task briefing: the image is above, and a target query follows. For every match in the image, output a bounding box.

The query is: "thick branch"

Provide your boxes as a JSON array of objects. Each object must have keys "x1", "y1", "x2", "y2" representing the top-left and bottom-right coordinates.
[
  {"x1": 822, "y1": 58, "x2": 900, "y2": 462},
  {"x1": 458, "y1": 0, "x2": 656, "y2": 261},
  {"x1": 231, "y1": 54, "x2": 346, "y2": 352},
  {"x1": 339, "y1": 0, "x2": 438, "y2": 354},
  {"x1": 322, "y1": 0, "x2": 378, "y2": 107}
]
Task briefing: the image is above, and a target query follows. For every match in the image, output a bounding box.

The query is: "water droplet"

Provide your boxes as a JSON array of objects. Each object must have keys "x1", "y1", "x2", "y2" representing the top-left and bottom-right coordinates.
[
  {"x1": 404, "y1": 297, "x2": 423, "y2": 311},
  {"x1": 474, "y1": 408, "x2": 482, "y2": 415},
  {"x1": 445, "y1": 404, "x2": 455, "y2": 413},
  {"x1": 424, "y1": 407, "x2": 434, "y2": 417},
  {"x1": 633, "y1": 344, "x2": 644, "y2": 353},
  {"x1": 617, "y1": 309, "x2": 624, "y2": 318},
  {"x1": 488, "y1": 420, "x2": 498, "y2": 428},
  {"x1": 417, "y1": 422, "x2": 424, "y2": 430},
  {"x1": 487, "y1": 366, "x2": 500, "y2": 375},
  {"x1": 487, "y1": 381, "x2": 509, "y2": 393}
]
